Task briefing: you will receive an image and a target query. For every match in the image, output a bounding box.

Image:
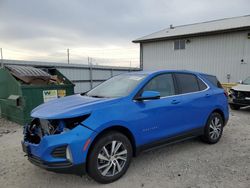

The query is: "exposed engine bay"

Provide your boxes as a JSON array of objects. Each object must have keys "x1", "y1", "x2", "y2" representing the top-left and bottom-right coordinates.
[{"x1": 24, "y1": 114, "x2": 90, "y2": 144}]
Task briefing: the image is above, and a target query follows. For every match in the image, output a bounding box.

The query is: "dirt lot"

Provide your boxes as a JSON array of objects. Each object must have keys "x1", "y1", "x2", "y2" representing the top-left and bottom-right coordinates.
[{"x1": 0, "y1": 109, "x2": 249, "y2": 188}]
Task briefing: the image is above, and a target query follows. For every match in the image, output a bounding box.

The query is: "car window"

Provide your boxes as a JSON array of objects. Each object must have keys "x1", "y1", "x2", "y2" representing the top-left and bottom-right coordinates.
[
  {"x1": 142, "y1": 74, "x2": 175, "y2": 97},
  {"x1": 197, "y1": 78, "x2": 208, "y2": 90},
  {"x1": 203, "y1": 75, "x2": 223, "y2": 88},
  {"x1": 175, "y1": 73, "x2": 200, "y2": 94}
]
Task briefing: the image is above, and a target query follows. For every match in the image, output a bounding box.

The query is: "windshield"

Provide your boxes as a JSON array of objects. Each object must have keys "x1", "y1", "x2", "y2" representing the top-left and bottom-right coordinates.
[
  {"x1": 86, "y1": 74, "x2": 147, "y2": 98},
  {"x1": 243, "y1": 76, "x2": 250, "y2": 85}
]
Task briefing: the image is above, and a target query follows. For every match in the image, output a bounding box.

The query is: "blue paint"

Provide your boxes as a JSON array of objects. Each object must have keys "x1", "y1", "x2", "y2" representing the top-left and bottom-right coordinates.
[{"x1": 22, "y1": 70, "x2": 229, "y2": 172}]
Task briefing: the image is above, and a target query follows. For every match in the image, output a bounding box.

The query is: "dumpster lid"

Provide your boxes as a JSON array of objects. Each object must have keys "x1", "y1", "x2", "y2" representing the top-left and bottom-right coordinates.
[{"x1": 5, "y1": 65, "x2": 51, "y2": 84}]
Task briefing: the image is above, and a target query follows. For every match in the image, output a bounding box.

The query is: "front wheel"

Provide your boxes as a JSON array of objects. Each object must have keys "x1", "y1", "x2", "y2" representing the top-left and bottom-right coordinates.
[
  {"x1": 201, "y1": 112, "x2": 224, "y2": 144},
  {"x1": 87, "y1": 131, "x2": 132, "y2": 184}
]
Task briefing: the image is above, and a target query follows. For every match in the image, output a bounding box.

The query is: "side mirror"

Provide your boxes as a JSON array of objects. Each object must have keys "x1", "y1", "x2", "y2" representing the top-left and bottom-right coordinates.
[
  {"x1": 135, "y1": 91, "x2": 160, "y2": 101},
  {"x1": 238, "y1": 80, "x2": 243, "y2": 84}
]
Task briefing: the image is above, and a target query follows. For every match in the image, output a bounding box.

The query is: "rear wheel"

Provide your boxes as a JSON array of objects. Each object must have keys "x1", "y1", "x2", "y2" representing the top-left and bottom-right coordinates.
[
  {"x1": 87, "y1": 131, "x2": 132, "y2": 184},
  {"x1": 229, "y1": 104, "x2": 241, "y2": 110},
  {"x1": 201, "y1": 112, "x2": 224, "y2": 144}
]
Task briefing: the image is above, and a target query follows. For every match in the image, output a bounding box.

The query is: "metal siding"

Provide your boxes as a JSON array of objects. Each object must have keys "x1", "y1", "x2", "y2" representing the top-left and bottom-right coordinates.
[
  {"x1": 142, "y1": 31, "x2": 250, "y2": 82},
  {"x1": 92, "y1": 69, "x2": 111, "y2": 80},
  {"x1": 112, "y1": 70, "x2": 129, "y2": 76},
  {"x1": 73, "y1": 82, "x2": 91, "y2": 93},
  {"x1": 57, "y1": 68, "x2": 90, "y2": 81}
]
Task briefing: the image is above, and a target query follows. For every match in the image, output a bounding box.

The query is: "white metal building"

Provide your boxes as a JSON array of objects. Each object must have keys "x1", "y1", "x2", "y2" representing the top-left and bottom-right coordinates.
[{"x1": 133, "y1": 15, "x2": 250, "y2": 83}]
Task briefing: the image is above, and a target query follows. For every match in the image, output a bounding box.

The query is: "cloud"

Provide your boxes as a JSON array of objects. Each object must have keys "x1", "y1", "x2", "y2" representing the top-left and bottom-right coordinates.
[{"x1": 0, "y1": 0, "x2": 249, "y2": 66}]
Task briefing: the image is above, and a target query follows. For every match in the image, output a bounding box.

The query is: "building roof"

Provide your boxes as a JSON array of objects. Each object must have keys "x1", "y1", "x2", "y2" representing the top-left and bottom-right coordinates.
[
  {"x1": 2, "y1": 59, "x2": 140, "y2": 71},
  {"x1": 133, "y1": 15, "x2": 250, "y2": 43}
]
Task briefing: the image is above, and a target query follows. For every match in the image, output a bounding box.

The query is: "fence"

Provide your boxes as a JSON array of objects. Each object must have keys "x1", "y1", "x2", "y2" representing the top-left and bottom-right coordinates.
[{"x1": 2, "y1": 59, "x2": 141, "y2": 93}]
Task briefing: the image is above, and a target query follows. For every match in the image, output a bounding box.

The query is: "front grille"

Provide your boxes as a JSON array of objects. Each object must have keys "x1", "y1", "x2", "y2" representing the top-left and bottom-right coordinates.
[
  {"x1": 51, "y1": 146, "x2": 67, "y2": 158},
  {"x1": 28, "y1": 155, "x2": 43, "y2": 166},
  {"x1": 236, "y1": 91, "x2": 250, "y2": 99},
  {"x1": 28, "y1": 155, "x2": 72, "y2": 168},
  {"x1": 241, "y1": 91, "x2": 250, "y2": 98},
  {"x1": 233, "y1": 99, "x2": 250, "y2": 105}
]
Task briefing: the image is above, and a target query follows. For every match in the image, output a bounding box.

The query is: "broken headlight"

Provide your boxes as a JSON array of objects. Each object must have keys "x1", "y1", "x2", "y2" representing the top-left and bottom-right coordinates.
[{"x1": 24, "y1": 114, "x2": 91, "y2": 144}]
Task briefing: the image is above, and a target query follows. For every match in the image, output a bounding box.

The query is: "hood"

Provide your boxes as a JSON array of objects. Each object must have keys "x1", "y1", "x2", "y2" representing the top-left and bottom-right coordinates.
[
  {"x1": 232, "y1": 84, "x2": 250, "y2": 92},
  {"x1": 31, "y1": 94, "x2": 121, "y2": 119}
]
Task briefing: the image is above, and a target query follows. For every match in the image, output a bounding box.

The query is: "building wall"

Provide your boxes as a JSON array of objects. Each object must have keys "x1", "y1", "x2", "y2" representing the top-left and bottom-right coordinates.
[
  {"x1": 58, "y1": 67, "x2": 132, "y2": 93},
  {"x1": 142, "y1": 31, "x2": 250, "y2": 82},
  {"x1": 3, "y1": 60, "x2": 139, "y2": 93}
]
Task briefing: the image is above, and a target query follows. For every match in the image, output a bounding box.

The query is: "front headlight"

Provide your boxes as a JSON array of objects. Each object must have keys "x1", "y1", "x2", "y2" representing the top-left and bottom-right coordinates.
[
  {"x1": 64, "y1": 114, "x2": 91, "y2": 130},
  {"x1": 66, "y1": 146, "x2": 73, "y2": 162},
  {"x1": 229, "y1": 89, "x2": 234, "y2": 94},
  {"x1": 228, "y1": 89, "x2": 236, "y2": 99}
]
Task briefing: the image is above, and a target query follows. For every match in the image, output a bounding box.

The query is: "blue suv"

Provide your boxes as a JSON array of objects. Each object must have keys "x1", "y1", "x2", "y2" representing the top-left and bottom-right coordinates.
[{"x1": 22, "y1": 70, "x2": 229, "y2": 183}]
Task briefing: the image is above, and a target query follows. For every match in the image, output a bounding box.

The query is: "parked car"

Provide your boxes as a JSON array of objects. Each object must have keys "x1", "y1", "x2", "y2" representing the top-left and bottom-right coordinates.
[
  {"x1": 228, "y1": 76, "x2": 250, "y2": 110},
  {"x1": 22, "y1": 70, "x2": 229, "y2": 183}
]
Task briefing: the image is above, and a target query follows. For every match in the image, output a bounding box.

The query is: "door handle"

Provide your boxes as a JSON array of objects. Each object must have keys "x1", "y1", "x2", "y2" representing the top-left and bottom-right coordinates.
[{"x1": 171, "y1": 99, "x2": 180, "y2": 104}]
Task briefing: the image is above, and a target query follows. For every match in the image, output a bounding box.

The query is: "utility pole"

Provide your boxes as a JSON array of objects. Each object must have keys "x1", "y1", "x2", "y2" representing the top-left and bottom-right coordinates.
[
  {"x1": 88, "y1": 57, "x2": 93, "y2": 66},
  {"x1": 89, "y1": 57, "x2": 93, "y2": 89},
  {"x1": 67, "y1": 48, "x2": 70, "y2": 64},
  {"x1": 0, "y1": 48, "x2": 3, "y2": 68}
]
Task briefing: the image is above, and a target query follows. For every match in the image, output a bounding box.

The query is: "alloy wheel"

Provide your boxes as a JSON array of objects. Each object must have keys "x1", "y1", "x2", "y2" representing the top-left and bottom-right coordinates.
[
  {"x1": 209, "y1": 117, "x2": 222, "y2": 140},
  {"x1": 97, "y1": 140, "x2": 127, "y2": 177}
]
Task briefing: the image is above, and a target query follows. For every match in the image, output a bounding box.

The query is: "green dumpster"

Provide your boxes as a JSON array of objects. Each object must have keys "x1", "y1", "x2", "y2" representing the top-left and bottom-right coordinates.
[{"x1": 0, "y1": 65, "x2": 74, "y2": 125}]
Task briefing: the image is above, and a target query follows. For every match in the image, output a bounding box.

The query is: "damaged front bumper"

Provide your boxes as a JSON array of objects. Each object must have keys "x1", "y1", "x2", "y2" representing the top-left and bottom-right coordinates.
[
  {"x1": 228, "y1": 89, "x2": 250, "y2": 106},
  {"x1": 22, "y1": 123, "x2": 96, "y2": 175},
  {"x1": 229, "y1": 98, "x2": 250, "y2": 106},
  {"x1": 22, "y1": 143, "x2": 86, "y2": 175}
]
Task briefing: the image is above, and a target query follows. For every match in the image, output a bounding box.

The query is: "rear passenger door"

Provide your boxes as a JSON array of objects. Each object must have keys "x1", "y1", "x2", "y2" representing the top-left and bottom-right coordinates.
[{"x1": 173, "y1": 73, "x2": 212, "y2": 133}]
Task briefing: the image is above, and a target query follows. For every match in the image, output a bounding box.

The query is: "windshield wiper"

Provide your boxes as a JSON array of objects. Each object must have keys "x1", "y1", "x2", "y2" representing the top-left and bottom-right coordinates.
[
  {"x1": 80, "y1": 93, "x2": 103, "y2": 98},
  {"x1": 80, "y1": 92, "x2": 88, "y2": 96},
  {"x1": 81, "y1": 93, "x2": 108, "y2": 98},
  {"x1": 88, "y1": 95, "x2": 106, "y2": 98}
]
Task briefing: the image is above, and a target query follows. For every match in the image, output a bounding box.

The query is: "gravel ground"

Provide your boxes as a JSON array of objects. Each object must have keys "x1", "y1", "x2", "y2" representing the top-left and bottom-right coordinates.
[{"x1": 0, "y1": 109, "x2": 249, "y2": 188}]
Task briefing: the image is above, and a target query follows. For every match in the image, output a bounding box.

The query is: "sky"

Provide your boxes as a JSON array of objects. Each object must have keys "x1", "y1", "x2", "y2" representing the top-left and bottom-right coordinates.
[{"x1": 0, "y1": 0, "x2": 249, "y2": 67}]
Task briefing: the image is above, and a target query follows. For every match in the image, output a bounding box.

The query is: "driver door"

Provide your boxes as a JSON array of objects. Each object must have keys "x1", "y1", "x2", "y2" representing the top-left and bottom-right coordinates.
[{"x1": 133, "y1": 73, "x2": 183, "y2": 146}]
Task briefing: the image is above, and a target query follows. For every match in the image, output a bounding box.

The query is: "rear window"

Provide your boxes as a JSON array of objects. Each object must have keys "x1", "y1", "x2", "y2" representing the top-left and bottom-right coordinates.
[
  {"x1": 175, "y1": 73, "x2": 200, "y2": 94},
  {"x1": 203, "y1": 75, "x2": 223, "y2": 88}
]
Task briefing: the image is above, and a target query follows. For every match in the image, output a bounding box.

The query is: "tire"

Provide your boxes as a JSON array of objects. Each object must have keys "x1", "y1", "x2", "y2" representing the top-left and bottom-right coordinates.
[
  {"x1": 87, "y1": 131, "x2": 132, "y2": 184},
  {"x1": 201, "y1": 112, "x2": 224, "y2": 144},
  {"x1": 229, "y1": 104, "x2": 240, "y2": 110}
]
